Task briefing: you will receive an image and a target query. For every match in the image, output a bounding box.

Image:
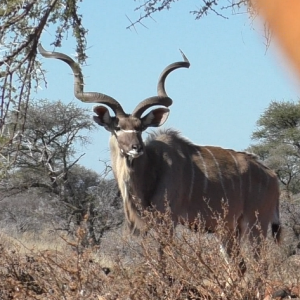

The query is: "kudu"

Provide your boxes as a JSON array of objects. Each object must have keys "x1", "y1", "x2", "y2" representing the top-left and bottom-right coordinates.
[{"x1": 39, "y1": 45, "x2": 281, "y2": 272}]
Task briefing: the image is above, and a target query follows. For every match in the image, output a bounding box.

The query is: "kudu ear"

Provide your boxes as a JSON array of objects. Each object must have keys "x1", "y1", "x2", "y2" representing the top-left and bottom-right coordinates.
[
  {"x1": 141, "y1": 108, "x2": 170, "y2": 128},
  {"x1": 93, "y1": 106, "x2": 113, "y2": 130}
]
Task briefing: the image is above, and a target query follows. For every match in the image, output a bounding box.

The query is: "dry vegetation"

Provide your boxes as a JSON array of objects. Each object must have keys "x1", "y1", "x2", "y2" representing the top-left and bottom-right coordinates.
[{"x1": 1, "y1": 200, "x2": 300, "y2": 300}]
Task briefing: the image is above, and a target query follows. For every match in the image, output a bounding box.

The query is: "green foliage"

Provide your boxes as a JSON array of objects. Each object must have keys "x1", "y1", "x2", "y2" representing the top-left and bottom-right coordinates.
[
  {"x1": 0, "y1": 98, "x2": 95, "y2": 199},
  {"x1": 249, "y1": 100, "x2": 300, "y2": 194},
  {"x1": 252, "y1": 101, "x2": 300, "y2": 144},
  {"x1": 0, "y1": 98, "x2": 124, "y2": 243},
  {"x1": 1, "y1": 99, "x2": 94, "y2": 178}
]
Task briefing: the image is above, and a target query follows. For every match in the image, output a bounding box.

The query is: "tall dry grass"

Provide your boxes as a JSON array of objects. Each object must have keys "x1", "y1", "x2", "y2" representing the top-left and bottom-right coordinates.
[{"x1": 0, "y1": 207, "x2": 299, "y2": 299}]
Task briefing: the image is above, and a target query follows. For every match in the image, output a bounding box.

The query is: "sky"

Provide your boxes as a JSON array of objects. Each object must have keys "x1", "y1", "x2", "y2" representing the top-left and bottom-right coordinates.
[{"x1": 37, "y1": 1, "x2": 300, "y2": 175}]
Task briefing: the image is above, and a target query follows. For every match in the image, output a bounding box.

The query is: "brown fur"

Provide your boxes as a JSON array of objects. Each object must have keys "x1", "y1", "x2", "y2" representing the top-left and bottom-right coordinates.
[
  {"x1": 109, "y1": 129, "x2": 281, "y2": 247},
  {"x1": 37, "y1": 45, "x2": 280, "y2": 270}
]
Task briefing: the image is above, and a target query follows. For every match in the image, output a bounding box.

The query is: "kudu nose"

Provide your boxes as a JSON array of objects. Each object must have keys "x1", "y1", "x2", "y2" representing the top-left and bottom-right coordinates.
[{"x1": 132, "y1": 144, "x2": 142, "y2": 152}]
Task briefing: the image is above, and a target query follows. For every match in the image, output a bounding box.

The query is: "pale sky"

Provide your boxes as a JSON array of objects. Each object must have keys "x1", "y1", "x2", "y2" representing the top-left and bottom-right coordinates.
[{"x1": 37, "y1": 1, "x2": 299, "y2": 174}]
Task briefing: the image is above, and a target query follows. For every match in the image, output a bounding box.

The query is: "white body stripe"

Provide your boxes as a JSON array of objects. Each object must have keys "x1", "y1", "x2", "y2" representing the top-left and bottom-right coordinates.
[
  {"x1": 228, "y1": 151, "x2": 242, "y2": 199},
  {"x1": 197, "y1": 150, "x2": 208, "y2": 194},
  {"x1": 188, "y1": 158, "x2": 195, "y2": 201},
  {"x1": 248, "y1": 164, "x2": 252, "y2": 194},
  {"x1": 205, "y1": 147, "x2": 228, "y2": 200}
]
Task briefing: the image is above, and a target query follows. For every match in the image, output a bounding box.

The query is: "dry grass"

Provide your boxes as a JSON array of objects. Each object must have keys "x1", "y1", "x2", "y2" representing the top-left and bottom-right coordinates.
[
  {"x1": 0, "y1": 230, "x2": 67, "y2": 253},
  {"x1": 0, "y1": 210, "x2": 300, "y2": 300}
]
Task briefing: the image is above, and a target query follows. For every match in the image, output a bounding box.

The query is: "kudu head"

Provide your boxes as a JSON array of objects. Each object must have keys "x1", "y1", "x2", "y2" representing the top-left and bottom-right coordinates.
[{"x1": 38, "y1": 45, "x2": 190, "y2": 159}]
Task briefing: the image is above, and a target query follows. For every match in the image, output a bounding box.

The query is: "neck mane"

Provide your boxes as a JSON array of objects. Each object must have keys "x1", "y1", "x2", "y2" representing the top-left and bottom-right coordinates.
[{"x1": 109, "y1": 135, "x2": 150, "y2": 234}]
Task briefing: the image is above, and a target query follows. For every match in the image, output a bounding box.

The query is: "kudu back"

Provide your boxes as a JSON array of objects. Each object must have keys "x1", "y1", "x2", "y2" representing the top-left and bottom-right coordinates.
[{"x1": 39, "y1": 45, "x2": 281, "y2": 267}]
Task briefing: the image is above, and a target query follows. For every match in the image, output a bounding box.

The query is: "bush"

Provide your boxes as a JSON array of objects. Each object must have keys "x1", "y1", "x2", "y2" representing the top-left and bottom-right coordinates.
[{"x1": 1, "y1": 206, "x2": 299, "y2": 299}]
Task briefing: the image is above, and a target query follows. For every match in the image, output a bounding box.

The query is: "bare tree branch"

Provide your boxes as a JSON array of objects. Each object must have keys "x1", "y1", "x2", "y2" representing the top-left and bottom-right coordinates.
[
  {"x1": 0, "y1": 0, "x2": 88, "y2": 174},
  {"x1": 126, "y1": 0, "x2": 254, "y2": 30}
]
